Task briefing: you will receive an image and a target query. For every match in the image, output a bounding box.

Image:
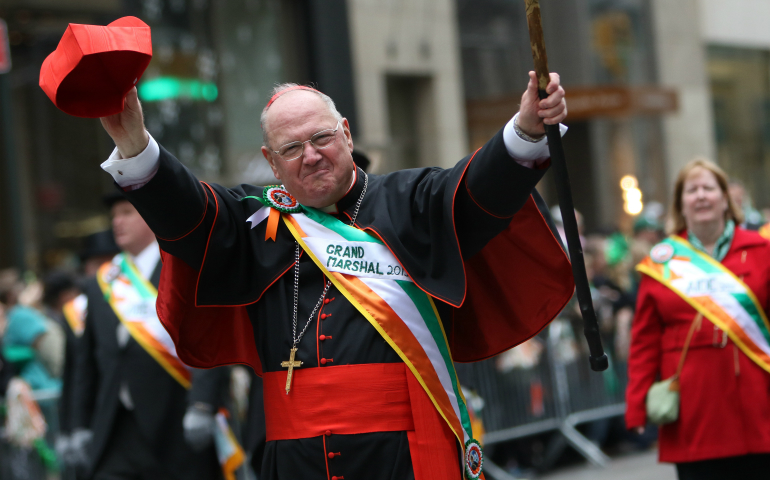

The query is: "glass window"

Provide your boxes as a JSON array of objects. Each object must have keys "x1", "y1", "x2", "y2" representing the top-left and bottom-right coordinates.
[{"x1": 708, "y1": 45, "x2": 770, "y2": 212}]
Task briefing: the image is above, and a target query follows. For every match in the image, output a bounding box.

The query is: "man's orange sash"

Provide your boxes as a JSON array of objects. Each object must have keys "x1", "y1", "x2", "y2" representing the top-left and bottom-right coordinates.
[{"x1": 263, "y1": 363, "x2": 461, "y2": 479}]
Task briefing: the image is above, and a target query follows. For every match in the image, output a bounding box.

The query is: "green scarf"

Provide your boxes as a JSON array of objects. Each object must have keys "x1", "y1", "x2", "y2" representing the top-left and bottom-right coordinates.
[{"x1": 688, "y1": 220, "x2": 735, "y2": 262}]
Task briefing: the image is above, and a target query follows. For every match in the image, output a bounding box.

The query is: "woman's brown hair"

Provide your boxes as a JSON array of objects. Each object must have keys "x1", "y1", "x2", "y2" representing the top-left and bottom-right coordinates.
[{"x1": 668, "y1": 157, "x2": 743, "y2": 234}]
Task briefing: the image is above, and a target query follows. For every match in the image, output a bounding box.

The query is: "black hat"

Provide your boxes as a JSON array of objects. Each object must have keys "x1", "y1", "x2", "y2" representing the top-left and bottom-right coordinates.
[
  {"x1": 352, "y1": 150, "x2": 371, "y2": 173},
  {"x1": 79, "y1": 230, "x2": 120, "y2": 261},
  {"x1": 102, "y1": 189, "x2": 129, "y2": 208}
]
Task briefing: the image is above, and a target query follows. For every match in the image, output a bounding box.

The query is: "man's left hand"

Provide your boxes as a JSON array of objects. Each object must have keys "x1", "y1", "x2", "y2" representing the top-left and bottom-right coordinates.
[{"x1": 516, "y1": 71, "x2": 567, "y2": 138}]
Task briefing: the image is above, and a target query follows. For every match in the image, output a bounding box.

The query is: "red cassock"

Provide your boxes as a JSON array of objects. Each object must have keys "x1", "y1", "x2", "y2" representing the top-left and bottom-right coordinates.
[{"x1": 626, "y1": 227, "x2": 770, "y2": 463}]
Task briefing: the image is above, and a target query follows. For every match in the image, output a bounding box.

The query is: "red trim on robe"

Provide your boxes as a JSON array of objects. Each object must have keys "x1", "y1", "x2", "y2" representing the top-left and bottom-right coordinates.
[
  {"x1": 155, "y1": 193, "x2": 573, "y2": 373},
  {"x1": 156, "y1": 183, "x2": 210, "y2": 242},
  {"x1": 451, "y1": 195, "x2": 573, "y2": 362}
]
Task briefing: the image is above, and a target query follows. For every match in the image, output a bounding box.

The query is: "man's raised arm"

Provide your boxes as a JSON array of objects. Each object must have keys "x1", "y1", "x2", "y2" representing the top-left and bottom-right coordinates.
[
  {"x1": 98, "y1": 87, "x2": 210, "y2": 267},
  {"x1": 453, "y1": 71, "x2": 567, "y2": 259},
  {"x1": 100, "y1": 87, "x2": 152, "y2": 162}
]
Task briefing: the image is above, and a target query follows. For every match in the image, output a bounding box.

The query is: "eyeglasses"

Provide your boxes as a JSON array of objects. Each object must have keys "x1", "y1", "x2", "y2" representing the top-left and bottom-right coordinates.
[{"x1": 270, "y1": 121, "x2": 341, "y2": 161}]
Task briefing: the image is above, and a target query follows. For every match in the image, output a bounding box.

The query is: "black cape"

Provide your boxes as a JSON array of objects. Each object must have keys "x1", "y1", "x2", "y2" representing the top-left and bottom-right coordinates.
[{"x1": 121, "y1": 127, "x2": 573, "y2": 479}]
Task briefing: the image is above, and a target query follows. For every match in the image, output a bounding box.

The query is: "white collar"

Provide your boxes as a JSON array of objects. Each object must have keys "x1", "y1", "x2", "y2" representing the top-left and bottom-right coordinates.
[
  {"x1": 129, "y1": 242, "x2": 160, "y2": 280},
  {"x1": 319, "y1": 170, "x2": 358, "y2": 214},
  {"x1": 321, "y1": 204, "x2": 338, "y2": 213}
]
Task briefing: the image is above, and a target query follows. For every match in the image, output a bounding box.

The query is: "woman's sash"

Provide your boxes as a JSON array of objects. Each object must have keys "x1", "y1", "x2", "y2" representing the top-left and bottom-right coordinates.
[
  {"x1": 97, "y1": 253, "x2": 193, "y2": 388},
  {"x1": 637, "y1": 236, "x2": 770, "y2": 373}
]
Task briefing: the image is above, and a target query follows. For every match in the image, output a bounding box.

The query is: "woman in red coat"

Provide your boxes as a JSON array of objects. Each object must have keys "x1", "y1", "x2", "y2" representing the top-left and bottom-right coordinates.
[{"x1": 626, "y1": 158, "x2": 770, "y2": 479}]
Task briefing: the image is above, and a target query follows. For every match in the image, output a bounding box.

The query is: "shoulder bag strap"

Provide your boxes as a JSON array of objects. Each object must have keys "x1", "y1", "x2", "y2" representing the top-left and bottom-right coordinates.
[{"x1": 670, "y1": 313, "x2": 702, "y2": 391}]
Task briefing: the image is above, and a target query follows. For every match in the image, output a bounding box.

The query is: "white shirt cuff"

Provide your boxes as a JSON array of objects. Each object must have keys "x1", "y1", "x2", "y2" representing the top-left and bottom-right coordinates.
[
  {"x1": 503, "y1": 113, "x2": 568, "y2": 168},
  {"x1": 100, "y1": 133, "x2": 160, "y2": 190}
]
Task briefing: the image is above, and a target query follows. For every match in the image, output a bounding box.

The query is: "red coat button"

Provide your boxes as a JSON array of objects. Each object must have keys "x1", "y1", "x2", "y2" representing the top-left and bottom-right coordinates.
[
  {"x1": 324, "y1": 298, "x2": 331, "y2": 304},
  {"x1": 319, "y1": 335, "x2": 326, "y2": 341},
  {"x1": 325, "y1": 430, "x2": 332, "y2": 436},
  {"x1": 321, "y1": 313, "x2": 328, "y2": 320},
  {"x1": 328, "y1": 452, "x2": 335, "y2": 459},
  {"x1": 321, "y1": 358, "x2": 327, "y2": 365}
]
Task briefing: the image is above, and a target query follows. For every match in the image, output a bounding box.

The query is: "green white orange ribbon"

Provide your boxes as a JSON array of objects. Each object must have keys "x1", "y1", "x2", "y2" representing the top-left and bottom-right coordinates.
[
  {"x1": 280, "y1": 207, "x2": 476, "y2": 450},
  {"x1": 214, "y1": 409, "x2": 245, "y2": 480},
  {"x1": 62, "y1": 293, "x2": 87, "y2": 336}
]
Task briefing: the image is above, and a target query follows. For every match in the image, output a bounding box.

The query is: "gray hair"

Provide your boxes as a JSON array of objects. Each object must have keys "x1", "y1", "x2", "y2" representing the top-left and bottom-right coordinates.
[{"x1": 261, "y1": 83, "x2": 344, "y2": 149}]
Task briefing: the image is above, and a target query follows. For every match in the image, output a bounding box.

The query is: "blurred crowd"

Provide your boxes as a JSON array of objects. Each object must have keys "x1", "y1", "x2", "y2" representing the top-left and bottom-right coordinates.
[
  {"x1": 0, "y1": 228, "x2": 263, "y2": 480},
  {"x1": 0, "y1": 233, "x2": 113, "y2": 479}
]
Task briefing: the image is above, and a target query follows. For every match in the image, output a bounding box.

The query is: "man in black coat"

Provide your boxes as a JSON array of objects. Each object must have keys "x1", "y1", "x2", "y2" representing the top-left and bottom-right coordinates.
[
  {"x1": 93, "y1": 73, "x2": 572, "y2": 480},
  {"x1": 71, "y1": 195, "x2": 229, "y2": 480}
]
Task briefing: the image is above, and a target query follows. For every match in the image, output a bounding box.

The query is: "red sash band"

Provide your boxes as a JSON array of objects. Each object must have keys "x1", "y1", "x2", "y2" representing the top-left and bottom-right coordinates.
[
  {"x1": 263, "y1": 363, "x2": 414, "y2": 440},
  {"x1": 263, "y1": 363, "x2": 461, "y2": 479}
]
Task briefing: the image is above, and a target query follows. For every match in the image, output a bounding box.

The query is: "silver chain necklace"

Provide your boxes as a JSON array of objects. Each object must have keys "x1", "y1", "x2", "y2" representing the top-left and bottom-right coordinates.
[{"x1": 290, "y1": 172, "x2": 368, "y2": 351}]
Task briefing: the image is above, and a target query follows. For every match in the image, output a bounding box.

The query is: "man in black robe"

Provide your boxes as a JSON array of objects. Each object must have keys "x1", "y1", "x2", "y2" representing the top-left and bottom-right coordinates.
[{"x1": 95, "y1": 72, "x2": 573, "y2": 480}]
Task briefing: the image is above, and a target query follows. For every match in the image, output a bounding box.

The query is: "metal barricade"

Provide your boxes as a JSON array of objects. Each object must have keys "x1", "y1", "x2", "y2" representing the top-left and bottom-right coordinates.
[
  {"x1": 1, "y1": 327, "x2": 627, "y2": 479},
  {"x1": 456, "y1": 319, "x2": 628, "y2": 479}
]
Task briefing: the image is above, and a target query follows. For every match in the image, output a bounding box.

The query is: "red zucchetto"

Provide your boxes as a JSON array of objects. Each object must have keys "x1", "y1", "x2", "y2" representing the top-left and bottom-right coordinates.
[{"x1": 39, "y1": 16, "x2": 152, "y2": 118}]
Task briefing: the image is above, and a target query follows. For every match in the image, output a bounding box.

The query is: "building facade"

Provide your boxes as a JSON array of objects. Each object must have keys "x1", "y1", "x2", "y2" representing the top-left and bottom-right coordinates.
[
  {"x1": 700, "y1": 0, "x2": 770, "y2": 214},
  {"x1": 4, "y1": 0, "x2": 769, "y2": 272},
  {"x1": 458, "y1": 0, "x2": 770, "y2": 232},
  {"x1": 0, "y1": 0, "x2": 467, "y2": 272},
  {"x1": 458, "y1": 0, "x2": 676, "y2": 233}
]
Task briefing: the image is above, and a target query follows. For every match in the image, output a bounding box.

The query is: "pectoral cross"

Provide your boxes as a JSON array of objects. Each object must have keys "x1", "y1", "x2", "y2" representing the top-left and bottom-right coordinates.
[{"x1": 281, "y1": 347, "x2": 303, "y2": 394}]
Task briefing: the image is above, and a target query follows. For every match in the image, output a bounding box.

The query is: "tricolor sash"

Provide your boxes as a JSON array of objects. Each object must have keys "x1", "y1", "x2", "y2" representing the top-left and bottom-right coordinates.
[
  {"x1": 214, "y1": 409, "x2": 245, "y2": 480},
  {"x1": 637, "y1": 236, "x2": 770, "y2": 373},
  {"x1": 97, "y1": 253, "x2": 192, "y2": 388},
  {"x1": 62, "y1": 293, "x2": 87, "y2": 337},
  {"x1": 247, "y1": 201, "x2": 480, "y2": 469}
]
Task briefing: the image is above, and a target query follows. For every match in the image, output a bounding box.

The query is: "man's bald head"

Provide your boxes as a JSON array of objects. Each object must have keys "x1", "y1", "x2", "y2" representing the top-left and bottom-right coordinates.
[
  {"x1": 261, "y1": 84, "x2": 343, "y2": 149},
  {"x1": 259, "y1": 85, "x2": 356, "y2": 208}
]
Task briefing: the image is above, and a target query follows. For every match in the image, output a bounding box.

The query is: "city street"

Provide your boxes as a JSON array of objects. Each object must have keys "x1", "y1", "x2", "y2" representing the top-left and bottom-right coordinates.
[
  {"x1": 539, "y1": 451, "x2": 676, "y2": 480},
  {"x1": 3, "y1": 1, "x2": 770, "y2": 479}
]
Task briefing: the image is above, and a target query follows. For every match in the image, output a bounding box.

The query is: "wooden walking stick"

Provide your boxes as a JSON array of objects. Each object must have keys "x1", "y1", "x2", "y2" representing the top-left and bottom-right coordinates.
[{"x1": 524, "y1": 0, "x2": 608, "y2": 371}]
